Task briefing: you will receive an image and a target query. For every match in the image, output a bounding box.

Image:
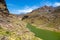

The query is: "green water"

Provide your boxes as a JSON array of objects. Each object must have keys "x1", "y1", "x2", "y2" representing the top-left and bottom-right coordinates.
[{"x1": 26, "y1": 24, "x2": 60, "y2": 40}]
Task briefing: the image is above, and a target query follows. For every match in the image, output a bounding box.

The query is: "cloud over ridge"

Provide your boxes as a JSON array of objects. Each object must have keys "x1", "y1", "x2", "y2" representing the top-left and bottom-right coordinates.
[{"x1": 10, "y1": 6, "x2": 39, "y2": 14}]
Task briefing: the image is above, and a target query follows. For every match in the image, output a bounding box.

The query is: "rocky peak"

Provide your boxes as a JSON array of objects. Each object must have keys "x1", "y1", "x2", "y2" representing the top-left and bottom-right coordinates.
[
  {"x1": 37, "y1": 6, "x2": 54, "y2": 13},
  {"x1": 0, "y1": 0, "x2": 9, "y2": 15}
]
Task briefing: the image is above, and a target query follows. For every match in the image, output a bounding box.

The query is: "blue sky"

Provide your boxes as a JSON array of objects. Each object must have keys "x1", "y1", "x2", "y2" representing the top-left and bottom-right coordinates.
[{"x1": 5, "y1": 0, "x2": 60, "y2": 14}]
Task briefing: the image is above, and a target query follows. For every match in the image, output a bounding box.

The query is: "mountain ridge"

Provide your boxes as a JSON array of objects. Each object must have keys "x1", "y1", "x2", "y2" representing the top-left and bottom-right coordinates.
[{"x1": 22, "y1": 5, "x2": 60, "y2": 31}]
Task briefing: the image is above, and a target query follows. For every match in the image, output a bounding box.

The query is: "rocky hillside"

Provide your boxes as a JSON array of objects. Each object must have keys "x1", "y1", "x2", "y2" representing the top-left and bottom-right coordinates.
[
  {"x1": 22, "y1": 6, "x2": 60, "y2": 32},
  {"x1": 0, "y1": 0, "x2": 42, "y2": 40}
]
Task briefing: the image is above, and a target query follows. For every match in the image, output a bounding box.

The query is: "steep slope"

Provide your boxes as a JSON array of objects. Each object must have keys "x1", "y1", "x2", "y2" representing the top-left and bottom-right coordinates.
[
  {"x1": 0, "y1": 0, "x2": 42, "y2": 40},
  {"x1": 22, "y1": 6, "x2": 60, "y2": 32}
]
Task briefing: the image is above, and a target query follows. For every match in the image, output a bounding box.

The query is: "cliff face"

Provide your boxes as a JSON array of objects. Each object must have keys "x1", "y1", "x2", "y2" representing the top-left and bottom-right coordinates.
[{"x1": 0, "y1": 0, "x2": 9, "y2": 15}]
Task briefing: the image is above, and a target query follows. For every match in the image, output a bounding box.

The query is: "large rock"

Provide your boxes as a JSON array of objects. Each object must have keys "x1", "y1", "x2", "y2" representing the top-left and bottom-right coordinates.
[{"x1": 0, "y1": 0, "x2": 9, "y2": 15}]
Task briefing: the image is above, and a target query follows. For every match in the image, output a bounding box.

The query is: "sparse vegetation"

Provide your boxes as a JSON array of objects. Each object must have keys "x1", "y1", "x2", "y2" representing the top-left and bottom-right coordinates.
[{"x1": 0, "y1": 26, "x2": 2, "y2": 29}]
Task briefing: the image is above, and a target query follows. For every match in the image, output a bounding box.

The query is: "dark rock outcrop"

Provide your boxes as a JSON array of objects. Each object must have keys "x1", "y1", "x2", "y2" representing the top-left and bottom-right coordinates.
[{"x1": 0, "y1": 0, "x2": 9, "y2": 15}]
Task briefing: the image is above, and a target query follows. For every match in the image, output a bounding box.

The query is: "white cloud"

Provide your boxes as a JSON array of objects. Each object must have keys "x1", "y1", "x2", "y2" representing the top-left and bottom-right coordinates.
[
  {"x1": 53, "y1": 2, "x2": 60, "y2": 7},
  {"x1": 10, "y1": 6, "x2": 39, "y2": 14},
  {"x1": 42, "y1": 2, "x2": 60, "y2": 7},
  {"x1": 17, "y1": 9, "x2": 32, "y2": 13}
]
